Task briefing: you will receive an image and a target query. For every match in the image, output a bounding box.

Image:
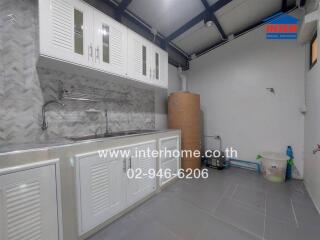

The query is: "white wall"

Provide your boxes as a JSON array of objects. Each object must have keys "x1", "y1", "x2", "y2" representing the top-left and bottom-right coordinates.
[
  {"x1": 304, "y1": 0, "x2": 320, "y2": 212},
  {"x1": 168, "y1": 64, "x2": 181, "y2": 94},
  {"x1": 155, "y1": 64, "x2": 180, "y2": 129},
  {"x1": 186, "y1": 11, "x2": 305, "y2": 176}
]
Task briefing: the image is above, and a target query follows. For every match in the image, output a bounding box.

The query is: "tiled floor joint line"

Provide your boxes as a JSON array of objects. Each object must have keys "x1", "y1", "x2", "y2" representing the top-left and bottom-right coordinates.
[
  {"x1": 211, "y1": 182, "x2": 233, "y2": 214},
  {"x1": 213, "y1": 214, "x2": 264, "y2": 240},
  {"x1": 290, "y1": 198, "x2": 299, "y2": 228},
  {"x1": 230, "y1": 183, "x2": 239, "y2": 199},
  {"x1": 262, "y1": 193, "x2": 267, "y2": 240},
  {"x1": 227, "y1": 197, "x2": 266, "y2": 215}
]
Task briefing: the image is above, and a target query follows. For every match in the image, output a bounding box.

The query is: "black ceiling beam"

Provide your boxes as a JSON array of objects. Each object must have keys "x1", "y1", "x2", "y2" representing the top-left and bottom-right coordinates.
[
  {"x1": 195, "y1": 5, "x2": 297, "y2": 58},
  {"x1": 201, "y1": 0, "x2": 227, "y2": 40},
  {"x1": 200, "y1": 0, "x2": 210, "y2": 9},
  {"x1": 115, "y1": 0, "x2": 133, "y2": 21},
  {"x1": 118, "y1": 0, "x2": 133, "y2": 12},
  {"x1": 300, "y1": 0, "x2": 307, "y2": 7},
  {"x1": 167, "y1": 0, "x2": 233, "y2": 41},
  {"x1": 206, "y1": 13, "x2": 227, "y2": 40},
  {"x1": 282, "y1": 0, "x2": 288, "y2": 12}
]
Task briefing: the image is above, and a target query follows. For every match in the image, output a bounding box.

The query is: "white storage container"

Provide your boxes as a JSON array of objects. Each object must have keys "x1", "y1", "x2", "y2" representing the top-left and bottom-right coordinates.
[{"x1": 260, "y1": 152, "x2": 288, "y2": 182}]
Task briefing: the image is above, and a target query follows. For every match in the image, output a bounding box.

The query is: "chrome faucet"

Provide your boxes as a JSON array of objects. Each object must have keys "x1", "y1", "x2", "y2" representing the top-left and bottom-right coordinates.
[
  {"x1": 41, "y1": 100, "x2": 64, "y2": 131},
  {"x1": 94, "y1": 126, "x2": 102, "y2": 136}
]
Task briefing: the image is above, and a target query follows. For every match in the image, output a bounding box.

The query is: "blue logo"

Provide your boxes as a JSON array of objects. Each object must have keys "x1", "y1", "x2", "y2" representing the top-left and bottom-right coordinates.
[{"x1": 264, "y1": 13, "x2": 299, "y2": 40}]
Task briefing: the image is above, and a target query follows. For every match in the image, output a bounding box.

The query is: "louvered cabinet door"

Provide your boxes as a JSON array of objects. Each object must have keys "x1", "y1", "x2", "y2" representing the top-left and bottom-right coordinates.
[
  {"x1": 39, "y1": 0, "x2": 94, "y2": 67},
  {"x1": 150, "y1": 46, "x2": 168, "y2": 88},
  {"x1": 159, "y1": 49, "x2": 168, "y2": 88},
  {"x1": 93, "y1": 11, "x2": 127, "y2": 77},
  {"x1": 127, "y1": 30, "x2": 152, "y2": 83},
  {"x1": 159, "y1": 136, "x2": 180, "y2": 186},
  {"x1": 0, "y1": 165, "x2": 59, "y2": 240},
  {"x1": 76, "y1": 151, "x2": 125, "y2": 234},
  {"x1": 126, "y1": 141, "x2": 157, "y2": 206}
]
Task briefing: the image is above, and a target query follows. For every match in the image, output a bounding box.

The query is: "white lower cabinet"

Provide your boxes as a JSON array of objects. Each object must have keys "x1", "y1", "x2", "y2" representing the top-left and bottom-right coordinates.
[
  {"x1": 0, "y1": 163, "x2": 61, "y2": 240},
  {"x1": 75, "y1": 141, "x2": 157, "y2": 235},
  {"x1": 159, "y1": 136, "x2": 180, "y2": 186},
  {"x1": 75, "y1": 149, "x2": 126, "y2": 234},
  {"x1": 126, "y1": 142, "x2": 157, "y2": 206}
]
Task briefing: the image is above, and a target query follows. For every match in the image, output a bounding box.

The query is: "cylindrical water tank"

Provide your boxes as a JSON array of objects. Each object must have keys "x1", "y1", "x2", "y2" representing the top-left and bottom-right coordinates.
[{"x1": 168, "y1": 92, "x2": 201, "y2": 170}]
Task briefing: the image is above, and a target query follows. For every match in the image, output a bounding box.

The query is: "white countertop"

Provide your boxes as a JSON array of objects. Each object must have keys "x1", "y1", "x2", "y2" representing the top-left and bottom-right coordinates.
[{"x1": 0, "y1": 129, "x2": 178, "y2": 155}]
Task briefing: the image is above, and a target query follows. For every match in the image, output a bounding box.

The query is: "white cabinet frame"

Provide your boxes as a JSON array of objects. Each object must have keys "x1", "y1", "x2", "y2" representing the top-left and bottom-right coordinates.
[{"x1": 158, "y1": 136, "x2": 180, "y2": 186}]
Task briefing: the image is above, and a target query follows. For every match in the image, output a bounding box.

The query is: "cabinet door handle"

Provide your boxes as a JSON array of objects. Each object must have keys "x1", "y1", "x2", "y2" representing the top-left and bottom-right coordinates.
[
  {"x1": 95, "y1": 47, "x2": 100, "y2": 63},
  {"x1": 123, "y1": 158, "x2": 127, "y2": 173},
  {"x1": 88, "y1": 44, "x2": 93, "y2": 60},
  {"x1": 149, "y1": 69, "x2": 152, "y2": 80}
]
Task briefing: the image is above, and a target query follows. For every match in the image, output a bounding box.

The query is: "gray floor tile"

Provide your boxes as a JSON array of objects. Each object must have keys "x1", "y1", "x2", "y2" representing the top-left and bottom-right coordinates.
[
  {"x1": 266, "y1": 180, "x2": 313, "y2": 206},
  {"x1": 231, "y1": 185, "x2": 266, "y2": 213},
  {"x1": 195, "y1": 216, "x2": 261, "y2": 240},
  {"x1": 292, "y1": 201, "x2": 320, "y2": 228},
  {"x1": 213, "y1": 198, "x2": 265, "y2": 237},
  {"x1": 87, "y1": 210, "x2": 146, "y2": 240},
  {"x1": 265, "y1": 182, "x2": 292, "y2": 197},
  {"x1": 164, "y1": 178, "x2": 229, "y2": 212},
  {"x1": 264, "y1": 216, "x2": 300, "y2": 240},
  {"x1": 290, "y1": 190, "x2": 314, "y2": 206},
  {"x1": 296, "y1": 224, "x2": 320, "y2": 240},
  {"x1": 126, "y1": 218, "x2": 183, "y2": 240},
  {"x1": 88, "y1": 168, "x2": 320, "y2": 240},
  {"x1": 266, "y1": 195, "x2": 296, "y2": 225},
  {"x1": 141, "y1": 191, "x2": 211, "y2": 240},
  {"x1": 88, "y1": 205, "x2": 182, "y2": 240}
]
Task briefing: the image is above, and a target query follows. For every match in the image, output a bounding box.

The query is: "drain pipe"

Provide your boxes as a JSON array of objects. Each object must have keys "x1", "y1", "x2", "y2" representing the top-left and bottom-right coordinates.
[{"x1": 178, "y1": 67, "x2": 187, "y2": 91}]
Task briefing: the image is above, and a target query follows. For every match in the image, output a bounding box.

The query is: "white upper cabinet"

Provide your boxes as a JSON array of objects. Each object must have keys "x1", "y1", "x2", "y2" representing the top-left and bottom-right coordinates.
[
  {"x1": 127, "y1": 30, "x2": 168, "y2": 88},
  {"x1": 150, "y1": 46, "x2": 168, "y2": 88},
  {"x1": 39, "y1": 0, "x2": 94, "y2": 67},
  {"x1": 39, "y1": 0, "x2": 168, "y2": 88},
  {"x1": 93, "y1": 11, "x2": 127, "y2": 77},
  {"x1": 127, "y1": 29, "x2": 153, "y2": 84}
]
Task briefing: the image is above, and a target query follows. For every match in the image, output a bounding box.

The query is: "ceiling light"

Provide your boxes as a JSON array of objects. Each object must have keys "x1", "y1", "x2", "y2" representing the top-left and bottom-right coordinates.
[
  {"x1": 228, "y1": 34, "x2": 234, "y2": 41},
  {"x1": 205, "y1": 20, "x2": 214, "y2": 28}
]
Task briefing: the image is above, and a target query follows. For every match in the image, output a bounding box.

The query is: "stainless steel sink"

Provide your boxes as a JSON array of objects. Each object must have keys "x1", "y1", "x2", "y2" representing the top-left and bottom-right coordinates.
[{"x1": 65, "y1": 130, "x2": 156, "y2": 142}]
